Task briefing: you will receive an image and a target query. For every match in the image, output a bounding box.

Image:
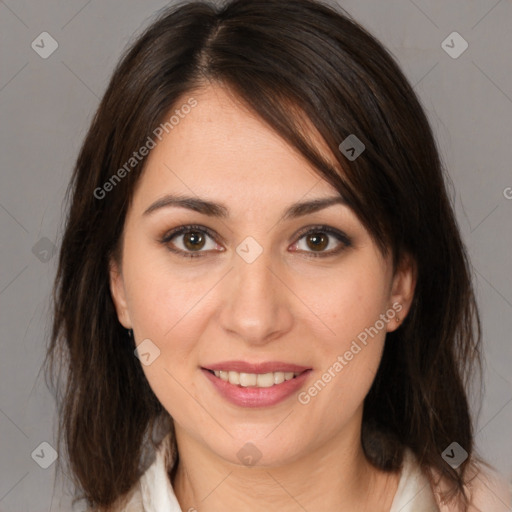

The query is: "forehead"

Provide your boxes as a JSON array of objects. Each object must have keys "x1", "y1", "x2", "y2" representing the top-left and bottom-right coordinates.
[{"x1": 132, "y1": 84, "x2": 341, "y2": 211}]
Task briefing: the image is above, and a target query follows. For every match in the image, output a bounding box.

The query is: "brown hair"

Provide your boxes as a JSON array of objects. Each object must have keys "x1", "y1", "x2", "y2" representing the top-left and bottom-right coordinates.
[{"x1": 45, "y1": 0, "x2": 483, "y2": 509}]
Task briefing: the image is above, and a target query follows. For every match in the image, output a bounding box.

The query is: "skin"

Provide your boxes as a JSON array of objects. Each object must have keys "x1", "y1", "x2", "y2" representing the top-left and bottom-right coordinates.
[{"x1": 110, "y1": 84, "x2": 416, "y2": 511}]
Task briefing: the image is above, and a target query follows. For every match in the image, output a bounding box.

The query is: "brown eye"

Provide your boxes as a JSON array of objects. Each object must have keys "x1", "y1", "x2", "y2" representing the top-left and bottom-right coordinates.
[
  {"x1": 305, "y1": 232, "x2": 329, "y2": 251},
  {"x1": 292, "y1": 226, "x2": 352, "y2": 258},
  {"x1": 161, "y1": 225, "x2": 220, "y2": 258},
  {"x1": 183, "y1": 231, "x2": 206, "y2": 251}
]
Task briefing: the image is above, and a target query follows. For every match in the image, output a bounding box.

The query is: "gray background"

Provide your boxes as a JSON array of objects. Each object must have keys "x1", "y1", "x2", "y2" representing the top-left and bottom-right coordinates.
[{"x1": 1, "y1": 0, "x2": 511, "y2": 510}]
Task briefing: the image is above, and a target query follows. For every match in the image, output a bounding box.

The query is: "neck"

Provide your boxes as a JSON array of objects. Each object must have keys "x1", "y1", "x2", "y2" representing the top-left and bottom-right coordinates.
[{"x1": 171, "y1": 417, "x2": 399, "y2": 511}]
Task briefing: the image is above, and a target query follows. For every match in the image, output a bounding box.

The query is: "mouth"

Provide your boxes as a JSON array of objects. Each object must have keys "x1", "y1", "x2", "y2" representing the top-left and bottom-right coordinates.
[
  {"x1": 200, "y1": 361, "x2": 313, "y2": 407},
  {"x1": 203, "y1": 368, "x2": 308, "y2": 388},
  {"x1": 200, "y1": 362, "x2": 312, "y2": 408}
]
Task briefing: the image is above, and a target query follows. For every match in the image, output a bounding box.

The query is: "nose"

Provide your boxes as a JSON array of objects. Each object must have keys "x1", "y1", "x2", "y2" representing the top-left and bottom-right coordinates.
[{"x1": 218, "y1": 245, "x2": 294, "y2": 346}]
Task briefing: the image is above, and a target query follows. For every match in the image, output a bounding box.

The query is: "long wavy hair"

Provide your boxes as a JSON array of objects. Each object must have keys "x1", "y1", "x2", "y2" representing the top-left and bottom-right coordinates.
[{"x1": 45, "y1": 0, "x2": 483, "y2": 510}]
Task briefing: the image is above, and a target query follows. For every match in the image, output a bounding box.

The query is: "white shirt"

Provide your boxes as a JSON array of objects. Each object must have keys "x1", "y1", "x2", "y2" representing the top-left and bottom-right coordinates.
[{"x1": 117, "y1": 433, "x2": 511, "y2": 512}]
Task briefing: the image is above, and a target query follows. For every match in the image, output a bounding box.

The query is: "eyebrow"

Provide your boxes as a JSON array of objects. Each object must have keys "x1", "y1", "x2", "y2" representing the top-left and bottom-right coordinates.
[{"x1": 143, "y1": 193, "x2": 348, "y2": 222}]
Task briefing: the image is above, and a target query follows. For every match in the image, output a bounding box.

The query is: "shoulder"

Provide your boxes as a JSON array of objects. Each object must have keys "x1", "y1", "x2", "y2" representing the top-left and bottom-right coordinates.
[
  {"x1": 465, "y1": 464, "x2": 511, "y2": 512},
  {"x1": 433, "y1": 461, "x2": 511, "y2": 512}
]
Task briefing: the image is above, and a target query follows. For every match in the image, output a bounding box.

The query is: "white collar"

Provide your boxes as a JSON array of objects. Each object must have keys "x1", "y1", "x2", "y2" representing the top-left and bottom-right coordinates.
[
  {"x1": 389, "y1": 448, "x2": 439, "y2": 511},
  {"x1": 138, "y1": 433, "x2": 182, "y2": 512}
]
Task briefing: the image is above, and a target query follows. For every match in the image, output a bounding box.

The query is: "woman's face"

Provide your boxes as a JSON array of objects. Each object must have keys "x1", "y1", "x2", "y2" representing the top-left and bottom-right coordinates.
[{"x1": 110, "y1": 84, "x2": 415, "y2": 466}]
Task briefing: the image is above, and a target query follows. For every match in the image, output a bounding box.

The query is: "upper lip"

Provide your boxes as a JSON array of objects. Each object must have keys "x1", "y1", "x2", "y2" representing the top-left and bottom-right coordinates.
[{"x1": 202, "y1": 361, "x2": 311, "y2": 374}]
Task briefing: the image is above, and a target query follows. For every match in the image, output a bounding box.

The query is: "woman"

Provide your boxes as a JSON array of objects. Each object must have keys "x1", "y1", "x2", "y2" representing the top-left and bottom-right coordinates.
[{"x1": 45, "y1": 0, "x2": 511, "y2": 510}]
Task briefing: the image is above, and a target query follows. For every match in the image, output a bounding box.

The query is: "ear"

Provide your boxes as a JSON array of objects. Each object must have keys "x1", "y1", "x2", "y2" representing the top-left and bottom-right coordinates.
[
  {"x1": 386, "y1": 252, "x2": 416, "y2": 333},
  {"x1": 109, "y1": 257, "x2": 132, "y2": 329}
]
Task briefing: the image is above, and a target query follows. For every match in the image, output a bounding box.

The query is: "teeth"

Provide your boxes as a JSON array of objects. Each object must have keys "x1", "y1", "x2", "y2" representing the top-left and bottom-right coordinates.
[
  {"x1": 212, "y1": 370, "x2": 301, "y2": 387},
  {"x1": 274, "y1": 372, "x2": 285, "y2": 384},
  {"x1": 228, "y1": 371, "x2": 240, "y2": 385},
  {"x1": 240, "y1": 372, "x2": 257, "y2": 387}
]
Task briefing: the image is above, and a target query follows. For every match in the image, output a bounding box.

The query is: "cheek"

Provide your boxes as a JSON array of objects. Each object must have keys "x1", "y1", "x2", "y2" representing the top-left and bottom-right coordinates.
[
  {"x1": 297, "y1": 254, "x2": 390, "y2": 350},
  {"x1": 121, "y1": 245, "x2": 215, "y2": 369},
  {"x1": 299, "y1": 321, "x2": 386, "y2": 425},
  {"x1": 294, "y1": 255, "x2": 390, "y2": 411},
  {"x1": 122, "y1": 248, "x2": 213, "y2": 423},
  {"x1": 124, "y1": 241, "x2": 204, "y2": 329}
]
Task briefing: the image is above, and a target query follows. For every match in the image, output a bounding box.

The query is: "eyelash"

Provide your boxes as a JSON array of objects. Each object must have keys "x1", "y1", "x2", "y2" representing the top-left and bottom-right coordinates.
[{"x1": 159, "y1": 224, "x2": 352, "y2": 259}]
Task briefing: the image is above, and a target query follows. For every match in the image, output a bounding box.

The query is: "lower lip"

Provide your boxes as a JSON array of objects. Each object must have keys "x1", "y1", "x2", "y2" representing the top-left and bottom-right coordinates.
[{"x1": 202, "y1": 368, "x2": 312, "y2": 408}]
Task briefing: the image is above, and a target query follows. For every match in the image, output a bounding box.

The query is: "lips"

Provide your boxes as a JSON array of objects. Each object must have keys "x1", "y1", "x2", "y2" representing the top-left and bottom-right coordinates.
[
  {"x1": 201, "y1": 361, "x2": 312, "y2": 408},
  {"x1": 202, "y1": 361, "x2": 311, "y2": 374}
]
